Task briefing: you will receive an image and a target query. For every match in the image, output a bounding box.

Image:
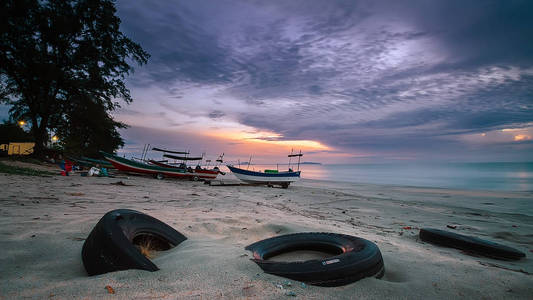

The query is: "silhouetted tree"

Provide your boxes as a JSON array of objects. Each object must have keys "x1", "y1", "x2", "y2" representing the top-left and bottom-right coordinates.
[
  {"x1": 0, "y1": 0, "x2": 149, "y2": 156},
  {"x1": 54, "y1": 93, "x2": 127, "y2": 157}
]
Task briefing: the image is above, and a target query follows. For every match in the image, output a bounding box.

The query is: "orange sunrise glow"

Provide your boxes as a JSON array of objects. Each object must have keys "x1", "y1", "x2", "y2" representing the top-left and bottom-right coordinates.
[
  {"x1": 514, "y1": 134, "x2": 531, "y2": 141},
  {"x1": 206, "y1": 128, "x2": 330, "y2": 152}
]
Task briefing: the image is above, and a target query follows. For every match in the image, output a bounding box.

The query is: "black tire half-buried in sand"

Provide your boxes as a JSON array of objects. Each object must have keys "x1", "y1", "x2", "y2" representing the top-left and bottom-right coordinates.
[
  {"x1": 419, "y1": 228, "x2": 525, "y2": 260},
  {"x1": 81, "y1": 209, "x2": 187, "y2": 276},
  {"x1": 245, "y1": 232, "x2": 385, "y2": 286}
]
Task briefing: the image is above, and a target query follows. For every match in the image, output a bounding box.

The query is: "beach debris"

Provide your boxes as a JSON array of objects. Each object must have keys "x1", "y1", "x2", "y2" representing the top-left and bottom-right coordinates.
[
  {"x1": 105, "y1": 285, "x2": 115, "y2": 294},
  {"x1": 138, "y1": 239, "x2": 155, "y2": 259},
  {"x1": 82, "y1": 209, "x2": 187, "y2": 276},
  {"x1": 420, "y1": 228, "x2": 525, "y2": 260},
  {"x1": 512, "y1": 225, "x2": 518, "y2": 228},
  {"x1": 248, "y1": 232, "x2": 385, "y2": 287},
  {"x1": 67, "y1": 192, "x2": 85, "y2": 196},
  {"x1": 283, "y1": 280, "x2": 292, "y2": 287},
  {"x1": 88, "y1": 167, "x2": 100, "y2": 176},
  {"x1": 301, "y1": 282, "x2": 306, "y2": 288},
  {"x1": 276, "y1": 284, "x2": 284, "y2": 290},
  {"x1": 285, "y1": 291, "x2": 297, "y2": 297},
  {"x1": 110, "y1": 181, "x2": 133, "y2": 186},
  {"x1": 402, "y1": 226, "x2": 412, "y2": 230},
  {"x1": 446, "y1": 225, "x2": 457, "y2": 229}
]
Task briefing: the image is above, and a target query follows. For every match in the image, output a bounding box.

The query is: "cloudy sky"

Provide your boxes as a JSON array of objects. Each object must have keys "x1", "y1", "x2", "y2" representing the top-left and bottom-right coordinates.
[{"x1": 5, "y1": 0, "x2": 533, "y2": 163}]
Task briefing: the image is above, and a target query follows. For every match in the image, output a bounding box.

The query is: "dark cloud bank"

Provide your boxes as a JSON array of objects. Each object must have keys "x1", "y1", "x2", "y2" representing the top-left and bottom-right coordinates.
[{"x1": 116, "y1": 0, "x2": 533, "y2": 161}]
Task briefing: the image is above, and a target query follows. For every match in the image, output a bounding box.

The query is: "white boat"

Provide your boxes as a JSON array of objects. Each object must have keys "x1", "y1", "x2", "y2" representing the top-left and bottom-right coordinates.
[{"x1": 227, "y1": 150, "x2": 303, "y2": 188}]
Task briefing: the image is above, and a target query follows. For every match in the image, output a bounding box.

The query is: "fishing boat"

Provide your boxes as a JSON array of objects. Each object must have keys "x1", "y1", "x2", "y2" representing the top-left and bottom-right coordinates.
[
  {"x1": 227, "y1": 151, "x2": 303, "y2": 188},
  {"x1": 148, "y1": 156, "x2": 221, "y2": 180},
  {"x1": 101, "y1": 151, "x2": 218, "y2": 180},
  {"x1": 149, "y1": 148, "x2": 223, "y2": 180}
]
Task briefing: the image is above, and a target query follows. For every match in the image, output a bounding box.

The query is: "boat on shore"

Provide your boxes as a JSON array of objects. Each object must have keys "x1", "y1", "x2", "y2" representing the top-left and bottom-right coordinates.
[
  {"x1": 228, "y1": 150, "x2": 303, "y2": 188},
  {"x1": 148, "y1": 159, "x2": 221, "y2": 179},
  {"x1": 227, "y1": 166, "x2": 300, "y2": 188},
  {"x1": 150, "y1": 150, "x2": 223, "y2": 179},
  {"x1": 100, "y1": 151, "x2": 218, "y2": 180}
]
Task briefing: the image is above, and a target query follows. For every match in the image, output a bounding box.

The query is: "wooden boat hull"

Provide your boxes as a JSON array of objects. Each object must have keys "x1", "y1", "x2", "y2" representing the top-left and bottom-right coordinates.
[
  {"x1": 101, "y1": 152, "x2": 190, "y2": 178},
  {"x1": 148, "y1": 160, "x2": 220, "y2": 180},
  {"x1": 101, "y1": 151, "x2": 220, "y2": 179},
  {"x1": 227, "y1": 165, "x2": 300, "y2": 186}
]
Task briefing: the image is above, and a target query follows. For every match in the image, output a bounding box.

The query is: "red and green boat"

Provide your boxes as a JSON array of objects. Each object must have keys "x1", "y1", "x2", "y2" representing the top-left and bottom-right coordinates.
[{"x1": 100, "y1": 151, "x2": 219, "y2": 180}]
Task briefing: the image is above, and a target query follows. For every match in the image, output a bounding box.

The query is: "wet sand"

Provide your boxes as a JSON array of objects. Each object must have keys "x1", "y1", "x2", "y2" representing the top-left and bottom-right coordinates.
[{"x1": 1, "y1": 160, "x2": 532, "y2": 299}]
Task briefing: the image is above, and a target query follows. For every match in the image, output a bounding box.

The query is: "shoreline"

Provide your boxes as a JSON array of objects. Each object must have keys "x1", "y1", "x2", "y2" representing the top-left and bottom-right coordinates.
[{"x1": 0, "y1": 162, "x2": 532, "y2": 299}]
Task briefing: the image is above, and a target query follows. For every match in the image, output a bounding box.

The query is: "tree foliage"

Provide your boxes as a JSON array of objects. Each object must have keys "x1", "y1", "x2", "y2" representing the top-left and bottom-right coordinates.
[
  {"x1": 0, "y1": 121, "x2": 33, "y2": 144},
  {"x1": 0, "y1": 0, "x2": 149, "y2": 156}
]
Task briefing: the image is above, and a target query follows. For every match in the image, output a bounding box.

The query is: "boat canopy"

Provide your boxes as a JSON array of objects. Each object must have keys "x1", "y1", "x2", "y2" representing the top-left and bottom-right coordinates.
[
  {"x1": 152, "y1": 147, "x2": 189, "y2": 154},
  {"x1": 164, "y1": 154, "x2": 203, "y2": 161}
]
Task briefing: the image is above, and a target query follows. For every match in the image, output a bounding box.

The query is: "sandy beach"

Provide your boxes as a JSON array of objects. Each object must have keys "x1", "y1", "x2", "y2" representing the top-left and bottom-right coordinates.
[{"x1": 1, "y1": 161, "x2": 532, "y2": 299}]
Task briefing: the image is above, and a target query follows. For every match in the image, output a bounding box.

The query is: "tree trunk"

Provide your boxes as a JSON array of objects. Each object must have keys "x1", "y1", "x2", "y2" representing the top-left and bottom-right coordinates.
[{"x1": 32, "y1": 125, "x2": 48, "y2": 157}]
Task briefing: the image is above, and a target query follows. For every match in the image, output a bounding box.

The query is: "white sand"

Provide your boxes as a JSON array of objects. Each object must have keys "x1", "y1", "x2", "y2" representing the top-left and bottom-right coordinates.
[{"x1": 0, "y1": 161, "x2": 532, "y2": 299}]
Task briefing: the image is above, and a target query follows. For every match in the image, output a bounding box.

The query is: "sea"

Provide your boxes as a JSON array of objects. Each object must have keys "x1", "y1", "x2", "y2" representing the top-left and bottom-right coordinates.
[{"x1": 240, "y1": 162, "x2": 533, "y2": 192}]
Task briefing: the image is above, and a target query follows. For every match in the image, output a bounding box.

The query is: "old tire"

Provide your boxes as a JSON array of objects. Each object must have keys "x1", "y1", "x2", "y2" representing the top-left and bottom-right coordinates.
[
  {"x1": 245, "y1": 232, "x2": 384, "y2": 286},
  {"x1": 81, "y1": 209, "x2": 187, "y2": 276},
  {"x1": 419, "y1": 228, "x2": 525, "y2": 260}
]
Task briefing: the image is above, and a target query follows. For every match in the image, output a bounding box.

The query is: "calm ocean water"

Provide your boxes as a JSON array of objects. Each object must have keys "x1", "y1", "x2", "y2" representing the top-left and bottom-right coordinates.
[{"x1": 241, "y1": 162, "x2": 533, "y2": 191}]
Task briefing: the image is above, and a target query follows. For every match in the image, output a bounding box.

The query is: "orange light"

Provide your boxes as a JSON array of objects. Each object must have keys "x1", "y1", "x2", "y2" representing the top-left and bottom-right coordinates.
[
  {"x1": 52, "y1": 136, "x2": 59, "y2": 142},
  {"x1": 514, "y1": 135, "x2": 531, "y2": 141},
  {"x1": 18, "y1": 120, "x2": 26, "y2": 126}
]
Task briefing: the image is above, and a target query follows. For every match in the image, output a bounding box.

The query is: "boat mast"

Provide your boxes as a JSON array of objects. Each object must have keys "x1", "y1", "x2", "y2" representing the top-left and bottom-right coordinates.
[
  {"x1": 143, "y1": 144, "x2": 150, "y2": 161},
  {"x1": 287, "y1": 150, "x2": 303, "y2": 171},
  {"x1": 297, "y1": 149, "x2": 302, "y2": 171},
  {"x1": 215, "y1": 153, "x2": 224, "y2": 167},
  {"x1": 288, "y1": 148, "x2": 293, "y2": 170},
  {"x1": 247, "y1": 155, "x2": 252, "y2": 170}
]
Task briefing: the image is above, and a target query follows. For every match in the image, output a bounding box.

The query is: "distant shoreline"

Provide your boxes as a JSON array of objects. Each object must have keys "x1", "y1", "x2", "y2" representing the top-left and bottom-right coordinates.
[{"x1": 237, "y1": 162, "x2": 322, "y2": 165}]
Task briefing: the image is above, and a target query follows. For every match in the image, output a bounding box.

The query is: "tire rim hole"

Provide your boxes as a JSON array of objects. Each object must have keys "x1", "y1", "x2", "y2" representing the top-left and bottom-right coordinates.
[
  {"x1": 132, "y1": 233, "x2": 173, "y2": 258},
  {"x1": 264, "y1": 243, "x2": 343, "y2": 262}
]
